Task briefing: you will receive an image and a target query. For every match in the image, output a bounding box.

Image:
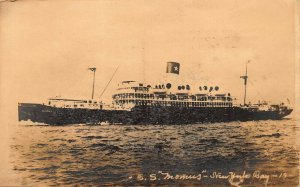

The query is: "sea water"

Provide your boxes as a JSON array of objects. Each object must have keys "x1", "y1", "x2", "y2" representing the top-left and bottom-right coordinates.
[{"x1": 5, "y1": 119, "x2": 300, "y2": 186}]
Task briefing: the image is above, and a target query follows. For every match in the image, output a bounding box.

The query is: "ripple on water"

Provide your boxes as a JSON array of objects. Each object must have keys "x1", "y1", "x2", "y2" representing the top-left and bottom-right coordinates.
[{"x1": 9, "y1": 119, "x2": 300, "y2": 186}]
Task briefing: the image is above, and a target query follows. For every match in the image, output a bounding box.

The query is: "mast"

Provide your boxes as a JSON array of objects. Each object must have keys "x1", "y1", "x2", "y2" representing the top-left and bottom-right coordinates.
[
  {"x1": 240, "y1": 61, "x2": 250, "y2": 106},
  {"x1": 88, "y1": 67, "x2": 97, "y2": 100}
]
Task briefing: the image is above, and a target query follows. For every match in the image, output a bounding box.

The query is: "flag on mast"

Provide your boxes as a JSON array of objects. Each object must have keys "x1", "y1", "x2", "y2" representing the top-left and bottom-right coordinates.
[
  {"x1": 166, "y1": 62, "x2": 180, "y2": 74},
  {"x1": 88, "y1": 67, "x2": 96, "y2": 72}
]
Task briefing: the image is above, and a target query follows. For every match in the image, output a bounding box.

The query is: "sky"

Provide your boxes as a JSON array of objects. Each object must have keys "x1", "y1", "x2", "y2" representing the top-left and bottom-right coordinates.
[
  {"x1": 0, "y1": 1, "x2": 299, "y2": 184},
  {"x1": 0, "y1": 0, "x2": 298, "y2": 121}
]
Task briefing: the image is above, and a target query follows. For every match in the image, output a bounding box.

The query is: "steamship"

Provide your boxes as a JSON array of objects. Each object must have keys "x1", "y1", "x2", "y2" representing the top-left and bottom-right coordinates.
[{"x1": 18, "y1": 62, "x2": 293, "y2": 125}]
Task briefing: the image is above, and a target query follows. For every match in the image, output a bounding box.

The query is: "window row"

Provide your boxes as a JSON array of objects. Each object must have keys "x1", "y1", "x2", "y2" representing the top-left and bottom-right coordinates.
[
  {"x1": 116, "y1": 100, "x2": 232, "y2": 107},
  {"x1": 113, "y1": 93, "x2": 232, "y2": 102}
]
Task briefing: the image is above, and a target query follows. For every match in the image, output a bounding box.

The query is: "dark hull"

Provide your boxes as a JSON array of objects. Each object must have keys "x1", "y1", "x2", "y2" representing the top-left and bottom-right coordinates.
[
  {"x1": 128, "y1": 106, "x2": 293, "y2": 124},
  {"x1": 18, "y1": 103, "x2": 129, "y2": 125},
  {"x1": 18, "y1": 103, "x2": 293, "y2": 125}
]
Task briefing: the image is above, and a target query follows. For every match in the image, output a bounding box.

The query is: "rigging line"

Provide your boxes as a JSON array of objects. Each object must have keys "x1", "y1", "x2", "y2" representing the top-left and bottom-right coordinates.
[
  {"x1": 248, "y1": 79, "x2": 265, "y2": 101},
  {"x1": 99, "y1": 65, "x2": 120, "y2": 99}
]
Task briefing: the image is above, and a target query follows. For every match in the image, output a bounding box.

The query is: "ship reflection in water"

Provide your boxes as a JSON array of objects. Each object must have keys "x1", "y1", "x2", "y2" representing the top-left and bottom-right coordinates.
[{"x1": 10, "y1": 119, "x2": 299, "y2": 186}]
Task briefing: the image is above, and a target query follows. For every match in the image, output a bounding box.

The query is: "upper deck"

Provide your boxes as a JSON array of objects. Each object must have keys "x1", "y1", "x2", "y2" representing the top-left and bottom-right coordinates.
[
  {"x1": 47, "y1": 98, "x2": 103, "y2": 109},
  {"x1": 113, "y1": 81, "x2": 235, "y2": 108}
]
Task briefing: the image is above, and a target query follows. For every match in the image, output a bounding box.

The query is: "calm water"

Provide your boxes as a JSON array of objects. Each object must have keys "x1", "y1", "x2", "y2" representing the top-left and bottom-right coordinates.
[{"x1": 8, "y1": 119, "x2": 300, "y2": 186}]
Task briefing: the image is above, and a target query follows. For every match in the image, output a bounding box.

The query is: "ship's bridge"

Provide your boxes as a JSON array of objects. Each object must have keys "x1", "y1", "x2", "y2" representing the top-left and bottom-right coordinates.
[{"x1": 116, "y1": 81, "x2": 151, "y2": 94}]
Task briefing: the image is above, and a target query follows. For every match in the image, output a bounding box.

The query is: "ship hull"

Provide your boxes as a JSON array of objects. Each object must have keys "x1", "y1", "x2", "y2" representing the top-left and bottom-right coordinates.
[
  {"x1": 18, "y1": 103, "x2": 293, "y2": 125},
  {"x1": 18, "y1": 103, "x2": 129, "y2": 125},
  {"x1": 128, "y1": 106, "x2": 293, "y2": 124}
]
